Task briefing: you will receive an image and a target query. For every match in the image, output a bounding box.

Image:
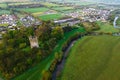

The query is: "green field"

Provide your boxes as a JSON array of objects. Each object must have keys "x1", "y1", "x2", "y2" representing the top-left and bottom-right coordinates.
[
  {"x1": 0, "y1": 3, "x2": 7, "y2": 8},
  {"x1": 39, "y1": 13, "x2": 63, "y2": 21},
  {"x1": 52, "y1": 7, "x2": 73, "y2": 11},
  {"x1": 41, "y1": 2, "x2": 61, "y2": 7},
  {"x1": 96, "y1": 21, "x2": 119, "y2": 33},
  {"x1": 0, "y1": 10, "x2": 10, "y2": 15},
  {"x1": 13, "y1": 27, "x2": 85, "y2": 80},
  {"x1": 17, "y1": 7, "x2": 49, "y2": 13},
  {"x1": 61, "y1": 35, "x2": 120, "y2": 80}
]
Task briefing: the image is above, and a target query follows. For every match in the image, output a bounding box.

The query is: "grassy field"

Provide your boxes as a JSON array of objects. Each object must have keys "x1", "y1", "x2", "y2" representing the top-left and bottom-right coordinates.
[
  {"x1": 39, "y1": 13, "x2": 63, "y2": 21},
  {"x1": 0, "y1": 10, "x2": 10, "y2": 15},
  {"x1": 13, "y1": 27, "x2": 85, "y2": 80},
  {"x1": 52, "y1": 7, "x2": 73, "y2": 11},
  {"x1": 41, "y1": 2, "x2": 61, "y2": 7},
  {"x1": 32, "y1": 12, "x2": 44, "y2": 16},
  {"x1": 0, "y1": 3, "x2": 7, "y2": 8},
  {"x1": 17, "y1": 7, "x2": 49, "y2": 13},
  {"x1": 96, "y1": 21, "x2": 119, "y2": 33},
  {"x1": 61, "y1": 35, "x2": 120, "y2": 80}
]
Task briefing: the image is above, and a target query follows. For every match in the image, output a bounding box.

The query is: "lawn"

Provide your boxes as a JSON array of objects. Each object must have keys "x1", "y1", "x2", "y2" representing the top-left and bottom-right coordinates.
[
  {"x1": 61, "y1": 35, "x2": 120, "y2": 80},
  {"x1": 13, "y1": 27, "x2": 85, "y2": 80},
  {"x1": 39, "y1": 13, "x2": 63, "y2": 21},
  {"x1": 17, "y1": 7, "x2": 49, "y2": 13},
  {"x1": 95, "y1": 21, "x2": 119, "y2": 33}
]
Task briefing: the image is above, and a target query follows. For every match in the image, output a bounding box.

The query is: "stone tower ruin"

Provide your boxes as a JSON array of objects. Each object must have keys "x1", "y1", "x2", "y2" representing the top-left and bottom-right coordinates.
[{"x1": 29, "y1": 36, "x2": 39, "y2": 48}]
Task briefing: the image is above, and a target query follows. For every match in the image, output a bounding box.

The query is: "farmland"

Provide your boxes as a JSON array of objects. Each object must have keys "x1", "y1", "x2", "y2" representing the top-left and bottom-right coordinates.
[
  {"x1": 61, "y1": 35, "x2": 120, "y2": 80},
  {"x1": 0, "y1": 10, "x2": 10, "y2": 15},
  {"x1": 52, "y1": 7, "x2": 73, "y2": 11},
  {"x1": 0, "y1": 3, "x2": 7, "y2": 8},
  {"x1": 13, "y1": 27, "x2": 85, "y2": 80},
  {"x1": 39, "y1": 13, "x2": 63, "y2": 21},
  {"x1": 41, "y1": 2, "x2": 61, "y2": 7},
  {"x1": 95, "y1": 21, "x2": 119, "y2": 33},
  {"x1": 16, "y1": 7, "x2": 49, "y2": 13}
]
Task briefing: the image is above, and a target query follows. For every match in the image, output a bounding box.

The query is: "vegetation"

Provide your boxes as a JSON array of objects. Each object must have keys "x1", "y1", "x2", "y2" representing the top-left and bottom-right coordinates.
[
  {"x1": 81, "y1": 22, "x2": 100, "y2": 32},
  {"x1": 17, "y1": 7, "x2": 49, "y2": 13},
  {"x1": 39, "y1": 14, "x2": 63, "y2": 21},
  {"x1": 0, "y1": 10, "x2": 10, "y2": 15},
  {"x1": 52, "y1": 7, "x2": 73, "y2": 11},
  {"x1": 95, "y1": 21, "x2": 119, "y2": 33},
  {"x1": 116, "y1": 18, "x2": 120, "y2": 26},
  {"x1": 61, "y1": 35, "x2": 120, "y2": 80},
  {"x1": 41, "y1": 2, "x2": 61, "y2": 7},
  {"x1": 13, "y1": 27, "x2": 85, "y2": 80},
  {"x1": 0, "y1": 3, "x2": 7, "y2": 8},
  {"x1": 0, "y1": 21, "x2": 64, "y2": 79}
]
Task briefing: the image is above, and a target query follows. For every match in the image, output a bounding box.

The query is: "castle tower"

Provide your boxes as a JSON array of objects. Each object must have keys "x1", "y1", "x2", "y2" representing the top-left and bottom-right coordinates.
[{"x1": 29, "y1": 36, "x2": 39, "y2": 48}]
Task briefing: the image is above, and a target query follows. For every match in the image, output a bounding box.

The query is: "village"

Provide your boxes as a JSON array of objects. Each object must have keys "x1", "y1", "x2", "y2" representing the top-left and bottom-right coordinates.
[
  {"x1": 0, "y1": 7, "x2": 111, "y2": 39},
  {"x1": 66, "y1": 8, "x2": 111, "y2": 22}
]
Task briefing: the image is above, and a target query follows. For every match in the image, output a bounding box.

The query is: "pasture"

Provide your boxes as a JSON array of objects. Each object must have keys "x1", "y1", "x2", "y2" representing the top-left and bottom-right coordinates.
[
  {"x1": 17, "y1": 7, "x2": 49, "y2": 13},
  {"x1": 61, "y1": 35, "x2": 120, "y2": 80},
  {"x1": 0, "y1": 10, "x2": 10, "y2": 15},
  {"x1": 0, "y1": 3, "x2": 7, "y2": 8},
  {"x1": 52, "y1": 7, "x2": 73, "y2": 11},
  {"x1": 41, "y1": 2, "x2": 61, "y2": 7},
  {"x1": 39, "y1": 13, "x2": 63, "y2": 21},
  {"x1": 96, "y1": 21, "x2": 119, "y2": 33}
]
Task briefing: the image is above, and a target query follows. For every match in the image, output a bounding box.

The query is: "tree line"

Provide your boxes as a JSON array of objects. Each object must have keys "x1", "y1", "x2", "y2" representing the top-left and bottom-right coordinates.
[{"x1": 0, "y1": 21, "x2": 64, "y2": 79}]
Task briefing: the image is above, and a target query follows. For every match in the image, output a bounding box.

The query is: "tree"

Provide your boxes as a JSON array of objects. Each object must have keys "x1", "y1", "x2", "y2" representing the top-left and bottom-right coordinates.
[
  {"x1": 42, "y1": 70, "x2": 51, "y2": 80},
  {"x1": 19, "y1": 43, "x2": 26, "y2": 49},
  {"x1": 51, "y1": 26, "x2": 64, "y2": 40}
]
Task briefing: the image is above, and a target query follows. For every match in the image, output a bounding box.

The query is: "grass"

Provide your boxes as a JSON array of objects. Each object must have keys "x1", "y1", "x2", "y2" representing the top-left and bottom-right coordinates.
[
  {"x1": 32, "y1": 12, "x2": 44, "y2": 16},
  {"x1": 0, "y1": 3, "x2": 7, "y2": 8},
  {"x1": 61, "y1": 35, "x2": 120, "y2": 80},
  {"x1": 116, "y1": 18, "x2": 120, "y2": 26},
  {"x1": 39, "y1": 13, "x2": 63, "y2": 21},
  {"x1": 41, "y1": 2, "x2": 61, "y2": 7},
  {"x1": 0, "y1": 10, "x2": 10, "y2": 15},
  {"x1": 13, "y1": 27, "x2": 85, "y2": 80},
  {"x1": 95, "y1": 21, "x2": 119, "y2": 33},
  {"x1": 52, "y1": 7, "x2": 73, "y2": 11},
  {"x1": 17, "y1": 7, "x2": 49, "y2": 13},
  {"x1": 0, "y1": 24, "x2": 8, "y2": 26}
]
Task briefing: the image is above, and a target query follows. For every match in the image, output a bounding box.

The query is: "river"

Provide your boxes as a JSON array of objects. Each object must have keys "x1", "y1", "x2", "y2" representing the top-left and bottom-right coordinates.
[
  {"x1": 113, "y1": 16, "x2": 119, "y2": 28},
  {"x1": 52, "y1": 37, "x2": 81, "y2": 80}
]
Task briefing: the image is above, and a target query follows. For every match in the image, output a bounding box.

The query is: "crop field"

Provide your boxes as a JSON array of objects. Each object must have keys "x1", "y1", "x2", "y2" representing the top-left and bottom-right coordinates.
[
  {"x1": 96, "y1": 21, "x2": 119, "y2": 33},
  {"x1": 61, "y1": 35, "x2": 120, "y2": 80},
  {"x1": 17, "y1": 7, "x2": 49, "y2": 13},
  {"x1": 13, "y1": 27, "x2": 85, "y2": 80},
  {"x1": 52, "y1": 7, "x2": 73, "y2": 11},
  {"x1": 0, "y1": 10, "x2": 10, "y2": 15},
  {"x1": 39, "y1": 13, "x2": 63, "y2": 21}
]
